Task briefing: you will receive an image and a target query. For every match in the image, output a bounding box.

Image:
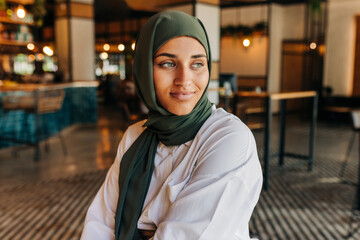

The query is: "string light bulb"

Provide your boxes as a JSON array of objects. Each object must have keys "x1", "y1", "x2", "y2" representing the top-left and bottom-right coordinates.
[
  {"x1": 131, "y1": 42, "x2": 135, "y2": 51},
  {"x1": 99, "y1": 52, "x2": 108, "y2": 60},
  {"x1": 16, "y1": 5, "x2": 26, "y2": 19},
  {"x1": 118, "y1": 44, "x2": 125, "y2": 51},
  {"x1": 310, "y1": 42, "x2": 317, "y2": 50},
  {"x1": 28, "y1": 54, "x2": 35, "y2": 61},
  {"x1": 27, "y1": 43, "x2": 35, "y2": 51},
  {"x1": 36, "y1": 53, "x2": 44, "y2": 61},
  {"x1": 43, "y1": 46, "x2": 54, "y2": 56},
  {"x1": 103, "y1": 43, "x2": 110, "y2": 51}
]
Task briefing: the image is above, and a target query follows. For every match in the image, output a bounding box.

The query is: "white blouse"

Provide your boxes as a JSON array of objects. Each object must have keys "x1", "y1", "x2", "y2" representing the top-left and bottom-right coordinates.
[{"x1": 81, "y1": 107, "x2": 263, "y2": 240}]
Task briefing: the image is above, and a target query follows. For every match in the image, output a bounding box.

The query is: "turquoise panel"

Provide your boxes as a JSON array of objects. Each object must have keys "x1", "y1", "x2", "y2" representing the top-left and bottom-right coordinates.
[{"x1": 0, "y1": 86, "x2": 97, "y2": 149}]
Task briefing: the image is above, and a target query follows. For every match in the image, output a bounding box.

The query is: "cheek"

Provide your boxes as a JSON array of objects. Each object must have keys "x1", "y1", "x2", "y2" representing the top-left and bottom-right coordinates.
[
  {"x1": 153, "y1": 68, "x2": 163, "y2": 92},
  {"x1": 153, "y1": 69, "x2": 170, "y2": 106},
  {"x1": 153, "y1": 68, "x2": 159, "y2": 88},
  {"x1": 198, "y1": 71, "x2": 209, "y2": 91}
]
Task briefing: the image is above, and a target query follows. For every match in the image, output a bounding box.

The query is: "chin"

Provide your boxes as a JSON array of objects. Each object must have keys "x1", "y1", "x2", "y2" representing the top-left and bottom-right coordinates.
[{"x1": 168, "y1": 107, "x2": 193, "y2": 116}]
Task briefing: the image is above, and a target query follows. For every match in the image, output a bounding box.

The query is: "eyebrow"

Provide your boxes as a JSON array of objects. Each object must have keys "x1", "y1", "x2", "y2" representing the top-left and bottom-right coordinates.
[{"x1": 154, "y1": 53, "x2": 207, "y2": 59}]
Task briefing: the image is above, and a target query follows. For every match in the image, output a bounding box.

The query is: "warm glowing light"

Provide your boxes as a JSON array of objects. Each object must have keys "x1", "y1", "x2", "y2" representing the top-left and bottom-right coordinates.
[
  {"x1": 310, "y1": 42, "x2": 317, "y2": 50},
  {"x1": 36, "y1": 53, "x2": 44, "y2": 61},
  {"x1": 243, "y1": 38, "x2": 250, "y2": 47},
  {"x1": 95, "y1": 67, "x2": 102, "y2": 76},
  {"x1": 28, "y1": 54, "x2": 35, "y2": 61},
  {"x1": 118, "y1": 44, "x2": 125, "y2": 51},
  {"x1": 131, "y1": 42, "x2": 135, "y2": 51},
  {"x1": 99, "y1": 52, "x2": 108, "y2": 60},
  {"x1": 16, "y1": 6, "x2": 26, "y2": 19},
  {"x1": 103, "y1": 43, "x2": 110, "y2": 51},
  {"x1": 27, "y1": 43, "x2": 35, "y2": 50},
  {"x1": 43, "y1": 46, "x2": 54, "y2": 56}
]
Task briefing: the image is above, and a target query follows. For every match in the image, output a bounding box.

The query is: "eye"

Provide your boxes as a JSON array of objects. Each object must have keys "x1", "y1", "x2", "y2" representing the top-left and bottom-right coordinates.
[
  {"x1": 159, "y1": 62, "x2": 175, "y2": 68},
  {"x1": 192, "y1": 62, "x2": 205, "y2": 69}
]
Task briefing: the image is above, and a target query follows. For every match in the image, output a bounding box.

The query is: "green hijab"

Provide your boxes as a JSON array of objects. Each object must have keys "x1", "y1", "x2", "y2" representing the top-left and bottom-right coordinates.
[{"x1": 114, "y1": 11, "x2": 213, "y2": 239}]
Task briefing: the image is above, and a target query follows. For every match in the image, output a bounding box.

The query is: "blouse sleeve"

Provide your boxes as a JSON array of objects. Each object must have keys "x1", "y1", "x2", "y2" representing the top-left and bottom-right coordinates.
[
  {"x1": 153, "y1": 122, "x2": 263, "y2": 240},
  {"x1": 80, "y1": 122, "x2": 145, "y2": 240}
]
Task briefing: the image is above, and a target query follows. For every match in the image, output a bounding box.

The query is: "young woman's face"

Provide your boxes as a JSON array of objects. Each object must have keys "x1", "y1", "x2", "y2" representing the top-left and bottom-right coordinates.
[{"x1": 153, "y1": 36, "x2": 209, "y2": 116}]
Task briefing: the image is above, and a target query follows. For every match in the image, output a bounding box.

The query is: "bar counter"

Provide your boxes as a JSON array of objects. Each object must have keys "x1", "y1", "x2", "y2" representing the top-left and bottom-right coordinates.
[
  {"x1": 0, "y1": 81, "x2": 99, "y2": 153},
  {"x1": 0, "y1": 81, "x2": 99, "y2": 92}
]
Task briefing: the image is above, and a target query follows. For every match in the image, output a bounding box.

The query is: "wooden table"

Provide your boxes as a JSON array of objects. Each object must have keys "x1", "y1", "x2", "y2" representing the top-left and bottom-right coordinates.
[{"x1": 234, "y1": 91, "x2": 318, "y2": 190}]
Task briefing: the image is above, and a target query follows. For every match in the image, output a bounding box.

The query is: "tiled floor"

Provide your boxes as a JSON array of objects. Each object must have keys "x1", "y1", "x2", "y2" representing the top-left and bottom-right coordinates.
[
  {"x1": 0, "y1": 105, "x2": 359, "y2": 239},
  {"x1": 0, "y1": 105, "x2": 128, "y2": 187}
]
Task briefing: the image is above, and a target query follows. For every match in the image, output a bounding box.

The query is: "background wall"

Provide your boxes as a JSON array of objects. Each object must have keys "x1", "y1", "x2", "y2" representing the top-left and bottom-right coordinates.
[
  {"x1": 220, "y1": 36, "x2": 268, "y2": 76},
  {"x1": 196, "y1": 3, "x2": 220, "y2": 62},
  {"x1": 220, "y1": 3, "x2": 307, "y2": 94},
  {"x1": 166, "y1": 4, "x2": 193, "y2": 15},
  {"x1": 72, "y1": 18, "x2": 95, "y2": 81},
  {"x1": 221, "y1": 5, "x2": 268, "y2": 26},
  {"x1": 55, "y1": 19, "x2": 70, "y2": 81},
  {"x1": 282, "y1": 4, "x2": 306, "y2": 40},
  {"x1": 220, "y1": 5, "x2": 268, "y2": 76},
  {"x1": 324, "y1": 0, "x2": 360, "y2": 96},
  {"x1": 267, "y1": 3, "x2": 283, "y2": 93}
]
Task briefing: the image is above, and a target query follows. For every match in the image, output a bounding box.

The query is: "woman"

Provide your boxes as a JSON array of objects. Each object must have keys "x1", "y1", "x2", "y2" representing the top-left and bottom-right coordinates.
[{"x1": 81, "y1": 11, "x2": 262, "y2": 240}]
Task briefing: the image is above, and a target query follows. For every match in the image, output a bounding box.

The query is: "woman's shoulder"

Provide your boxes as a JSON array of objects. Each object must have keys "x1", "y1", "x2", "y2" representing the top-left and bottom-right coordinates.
[
  {"x1": 126, "y1": 119, "x2": 147, "y2": 138},
  {"x1": 192, "y1": 107, "x2": 258, "y2": 176},
  {"x1": 196, "y1": 107, "x2": 254, "y2": 157},
  {"x1": 201, "y1": 107, "x2": 250, "y2": 137},
  {"x1": 117, "y1": 119, "x2": 147, "y2": 155}
]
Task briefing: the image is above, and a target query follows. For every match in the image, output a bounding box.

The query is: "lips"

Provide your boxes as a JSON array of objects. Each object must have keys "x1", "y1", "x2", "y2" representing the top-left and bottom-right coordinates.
[{"x1": 170, "y1": 91, "x2": 195, "y2": 101}]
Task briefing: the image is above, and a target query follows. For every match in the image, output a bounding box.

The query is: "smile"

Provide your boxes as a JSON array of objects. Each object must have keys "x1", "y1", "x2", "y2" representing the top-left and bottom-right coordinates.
[{"x1": 170, "y1": 91, "x2": 195, "y2": 101}]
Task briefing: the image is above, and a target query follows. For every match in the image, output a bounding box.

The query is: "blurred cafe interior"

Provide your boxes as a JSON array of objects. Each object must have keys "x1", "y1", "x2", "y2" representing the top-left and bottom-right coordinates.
[{"x1": 1, "y1": 0, "x2": 360, "y2": 239}]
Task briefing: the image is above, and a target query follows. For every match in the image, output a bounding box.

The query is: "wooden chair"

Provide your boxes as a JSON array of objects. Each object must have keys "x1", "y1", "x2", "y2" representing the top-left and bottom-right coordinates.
[
  {"x1": 339, "y1": 110, "x2": 360, "y2": 179},
  {"x1": 340, "y1": 110, "x2": 360, "y2": 238}
]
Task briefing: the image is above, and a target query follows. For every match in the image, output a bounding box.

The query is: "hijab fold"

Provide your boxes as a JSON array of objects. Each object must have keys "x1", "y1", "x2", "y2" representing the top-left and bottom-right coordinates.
[{"x1": 114, "y1": 11, "x2": 213, "y2": 240}]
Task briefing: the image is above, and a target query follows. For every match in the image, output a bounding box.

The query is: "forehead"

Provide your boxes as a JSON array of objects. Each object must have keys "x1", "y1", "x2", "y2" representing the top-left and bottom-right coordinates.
[{"x1": 156, "y1": 36, "x2": 206, "y2": 54}]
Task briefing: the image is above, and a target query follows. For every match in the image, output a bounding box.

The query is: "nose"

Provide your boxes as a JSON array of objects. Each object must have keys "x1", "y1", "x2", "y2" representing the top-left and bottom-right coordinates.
[{"x1": 174, "y1": 65, "x2": 191, "y2": 87}]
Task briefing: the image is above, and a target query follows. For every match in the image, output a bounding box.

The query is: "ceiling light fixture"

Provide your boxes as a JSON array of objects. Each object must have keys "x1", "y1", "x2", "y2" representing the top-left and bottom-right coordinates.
[{"x1": 243, "y1": 38, "x2": 251, "y2": 47}]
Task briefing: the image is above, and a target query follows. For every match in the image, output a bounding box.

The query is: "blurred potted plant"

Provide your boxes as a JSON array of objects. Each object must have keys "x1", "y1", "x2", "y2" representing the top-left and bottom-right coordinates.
[
  {"x1": 221, "y1": 21, "x2": 267, "y2": 38},
  {"x1": 309, "y1": 0, "x2": 321, "y2": 14},
  {"x1": 0, "y1": 0, "x2": 5, "y2": 11},
  {"x1": 32, "y1": 0, "x2": 46, "y2": 27}
]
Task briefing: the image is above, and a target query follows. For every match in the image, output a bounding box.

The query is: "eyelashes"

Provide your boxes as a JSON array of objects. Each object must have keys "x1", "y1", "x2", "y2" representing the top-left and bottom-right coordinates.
[
  {"x1": 157, "y1": 61, "x2": 205, "y2": 70},
  {"x1": 192, "y1": 62, "x2": 204, "y2": 69},
  {"x1": 158, "y1": 62, "x2": 175, "y2": 68}
]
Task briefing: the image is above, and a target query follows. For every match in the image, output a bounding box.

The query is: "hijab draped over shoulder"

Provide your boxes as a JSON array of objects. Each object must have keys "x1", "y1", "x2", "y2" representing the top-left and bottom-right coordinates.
[{"x1": 114, "y1": 11, "x2": 213, "y2": 240}]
